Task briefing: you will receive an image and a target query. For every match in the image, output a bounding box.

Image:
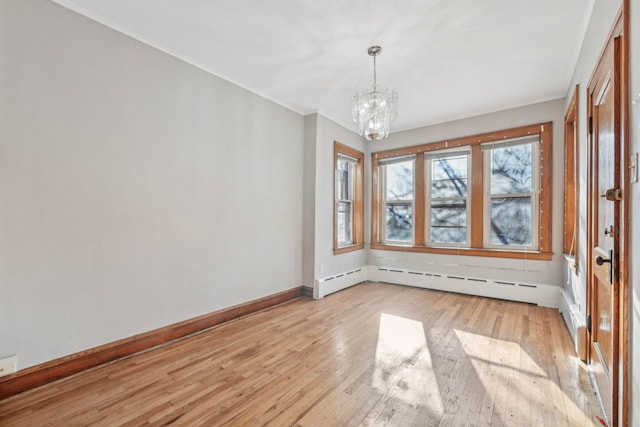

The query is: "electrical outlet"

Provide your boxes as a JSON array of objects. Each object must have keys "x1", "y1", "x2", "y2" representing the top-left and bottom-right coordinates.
[
  {"x1": 319, "y1": 264, "x2": 324, "y2": 274},
  {"x1": 0, "y1": 355, "x2": 17, "y2": 377}
]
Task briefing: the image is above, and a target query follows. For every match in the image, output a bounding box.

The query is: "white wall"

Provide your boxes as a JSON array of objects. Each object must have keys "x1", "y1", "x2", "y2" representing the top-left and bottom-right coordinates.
[
  {"x1": 313, "y1": 114, "x2": 367, "y2": 278},
  {"x1": 302, "y1": 115, "x2": 318, "y2": 286},
  {"x1": 629, "y1": 0, "x2": 640, "y2": 424},
  {"x1": 365, "y1": 99, "x2": 566, "y2": 285},
  {"x1": 0, "y1": 0, "x2": 304, "y2": 370}
]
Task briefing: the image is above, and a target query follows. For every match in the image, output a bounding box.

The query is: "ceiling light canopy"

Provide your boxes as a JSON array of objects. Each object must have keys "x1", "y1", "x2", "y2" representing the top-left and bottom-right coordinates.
[{"x1": 352, "y1": 46, "x2": 398, "y2": 141}]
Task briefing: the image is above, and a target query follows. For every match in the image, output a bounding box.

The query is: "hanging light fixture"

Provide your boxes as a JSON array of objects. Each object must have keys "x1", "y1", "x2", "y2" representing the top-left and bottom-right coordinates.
[{"x1": 352, "y1": 46, "x2": 398, "y2": 141}]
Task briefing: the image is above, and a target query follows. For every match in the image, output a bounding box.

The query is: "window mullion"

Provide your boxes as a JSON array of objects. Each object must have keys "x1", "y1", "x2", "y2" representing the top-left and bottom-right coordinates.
[{"x1": 470, "y1": 144, "x2": 483, "y2": 248}]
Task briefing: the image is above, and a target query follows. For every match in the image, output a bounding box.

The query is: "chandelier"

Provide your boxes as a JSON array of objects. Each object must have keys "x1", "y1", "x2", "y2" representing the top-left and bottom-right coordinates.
[{"x1": 352, "y1": 46, "x2": 398, "y2": 141}]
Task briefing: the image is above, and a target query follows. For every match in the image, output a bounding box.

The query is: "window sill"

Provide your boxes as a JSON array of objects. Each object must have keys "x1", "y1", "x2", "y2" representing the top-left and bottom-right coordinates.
[
  {"x1": 370, "y1": 243, "x2": 553, "y2": 260},
  {"x1": 334, "y1": 244, "x2": 365, "y2": 255}
]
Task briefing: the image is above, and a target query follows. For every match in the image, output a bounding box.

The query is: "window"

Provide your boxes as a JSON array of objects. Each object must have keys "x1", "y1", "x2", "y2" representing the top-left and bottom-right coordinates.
[
  {"x1": 334, "y1": 142, "x2": 364, "y2": 254},
  {"x1": 426, "y1": 149, "x2": 470, "y2": 246},
  {"x1": 336, "y1": 155, "x2": 356, "y2": 245},
  {"x1": 380, "y1": 156, "x2": 415, "y2": 243},
  {"x1": 371, "y1": 122, "x2": 552, "y2": 260},
  {"x1": 483, "y1": 137, "x2": 538, "y2": 249}
]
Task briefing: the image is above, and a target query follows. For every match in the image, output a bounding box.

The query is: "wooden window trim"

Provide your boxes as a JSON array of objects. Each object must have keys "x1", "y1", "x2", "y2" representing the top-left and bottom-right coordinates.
[
  {"x1": 334, "y1": 141, "x2": 364, "y2": 254},
  {"x1": 369, "y1": 244, "x2": 553, "y2": 260},
  {"x1": 563, "y1": 86, "x2": 579, "y2": 264},
  {"x1": 371, "y1": 123, "x2": 553, "y2": 260},
  {"x1": 470, "y1": 144, "x2": 484, "y2": 248}
]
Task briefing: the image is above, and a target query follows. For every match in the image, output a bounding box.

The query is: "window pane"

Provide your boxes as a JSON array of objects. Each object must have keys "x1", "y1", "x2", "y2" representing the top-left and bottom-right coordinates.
[
  {"x1": 430, "y1": 200, "x2": 467, "y2": 244},
  {"x1": 490, "y1": 144, "x2": 533, "y2": 194},
  {"x1": 385, "y1": 204, "x2": 412, "y2": 242},
  {"x1": 490, "y1": 197, "x2": 532, "y2": 246},
  {"x1": 431, "y1": 155, "x2": 468, "y2": 198},
  {"x1": 385, "y1": 161, "x2": 413, "y2": 200},
  {"x1": 337, "y1": 201, "x2": 352, "y2": 245},
  {"x1": 337, "y1": 158, "x2": 355, "y2": 200}
]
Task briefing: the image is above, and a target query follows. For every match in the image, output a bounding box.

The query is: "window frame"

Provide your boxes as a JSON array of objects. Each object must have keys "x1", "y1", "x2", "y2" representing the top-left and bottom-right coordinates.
[
  {"x1": 336, "y1": 154, "x2": 356, "y2": 246},
  {"x1": 371, "y1": 122, "x2": 553, "y2": 260},
  {"x1": 380, "y1": 156, "x2": 416, "y2": 244},
  {"x1": 334, "y1": 141, "x2": 364, "y2": 254},
  {"x1": 563, "y1": 86, "x2": 579, "y2": 265},
  {"x1": 482, "y1": 137, "x2": 540, "y2": 250},
  {"x1": 425, "y1": 148, "x2": 471, "y2": 247}
]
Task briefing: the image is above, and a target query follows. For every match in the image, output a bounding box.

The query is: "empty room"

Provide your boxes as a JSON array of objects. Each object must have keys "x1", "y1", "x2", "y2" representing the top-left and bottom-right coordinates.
[{"x1": 1, "y1": 0, "x2": 639, "y2": 426}]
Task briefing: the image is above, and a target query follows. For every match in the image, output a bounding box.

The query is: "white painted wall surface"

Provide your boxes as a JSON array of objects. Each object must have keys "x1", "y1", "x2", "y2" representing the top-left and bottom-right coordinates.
[
  {"x1": 313, "y1": 114, "x2": 367, "y2": 279},
  {"x1": 302, "y1": 115, "x2": 318, "y2": 287},
  {"x1": 365, "y1": 99, "x2": 566, "y2": 285},
  {"x1": 0, "y1": 0, "x2": 304, "y2": 370}
]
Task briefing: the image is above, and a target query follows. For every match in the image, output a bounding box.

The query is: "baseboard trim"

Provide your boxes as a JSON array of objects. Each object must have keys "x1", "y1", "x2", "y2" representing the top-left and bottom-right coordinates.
[
  {"x1": 301, "y1": 286, "x2": 314, "y2": 298},
  {"x1": 0, "y1": 286, "x2": 303, "y2": 400}
]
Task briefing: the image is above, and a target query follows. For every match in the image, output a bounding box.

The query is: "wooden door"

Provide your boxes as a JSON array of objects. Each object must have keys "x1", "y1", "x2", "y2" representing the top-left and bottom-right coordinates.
[{"x1": 587, "y1": 25, "x2": 621, "y2": 426}]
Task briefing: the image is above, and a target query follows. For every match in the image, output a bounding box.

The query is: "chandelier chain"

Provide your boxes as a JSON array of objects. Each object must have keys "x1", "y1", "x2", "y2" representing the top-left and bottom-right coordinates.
[{"x1": 373, "y1": 54, "x2": 377, "y2": 92}]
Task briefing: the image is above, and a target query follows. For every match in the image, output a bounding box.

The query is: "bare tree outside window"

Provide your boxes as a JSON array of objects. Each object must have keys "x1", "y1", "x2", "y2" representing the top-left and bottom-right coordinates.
[
  {"x1": 370, "y1": 122, "x2": 551, "y2": 259},
  {"x1": 428, "y1": 153, "x2": 469, "y2": 244},
  {"x1": 336, "y1": 156, "x2": 356, "y2": 246},
  {"x1": 487, "y1": 143, "x2": 534, "y2": 246},
  {"x1": 383, "y1": 160, "x2": 414, "y2": 242}
]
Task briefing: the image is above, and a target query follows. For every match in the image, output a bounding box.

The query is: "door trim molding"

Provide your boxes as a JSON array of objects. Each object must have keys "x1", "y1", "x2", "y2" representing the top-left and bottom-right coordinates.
[{"x1": 585, "y1": 4, "x2": 630, "y2": 425}]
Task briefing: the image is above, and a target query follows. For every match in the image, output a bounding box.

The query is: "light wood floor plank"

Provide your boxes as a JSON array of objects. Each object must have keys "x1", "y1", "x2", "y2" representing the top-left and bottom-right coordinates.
[{"x1": 0, "y1": 282, "x2": 602, "y2": 426}]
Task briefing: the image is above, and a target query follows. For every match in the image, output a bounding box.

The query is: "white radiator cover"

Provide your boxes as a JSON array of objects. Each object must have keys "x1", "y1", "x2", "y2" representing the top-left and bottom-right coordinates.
[
  {"x1": 314, "y1": 268, "x2": 367, "y2": 299},
  {"x1": 371, "y1": 266, "x2": 559, "y2": 308},
  {"x1": 315, "y1": 265, "x2": 560, "y2": 308},
  {"x1": 559, "y1": 288, "x2": 585, "y2": 353}
]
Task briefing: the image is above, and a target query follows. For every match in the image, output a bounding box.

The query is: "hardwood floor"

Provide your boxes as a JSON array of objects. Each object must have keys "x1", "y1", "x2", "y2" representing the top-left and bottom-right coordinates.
[{"x1": 0, "y1": 282, "x2": 603, "y2": 426}]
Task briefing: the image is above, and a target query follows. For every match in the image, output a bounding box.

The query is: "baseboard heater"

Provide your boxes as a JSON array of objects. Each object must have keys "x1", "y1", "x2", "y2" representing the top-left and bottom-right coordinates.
[
  {"x1": 315, "y1": 268, "x2": 367, "y2": 299},
  {"x1": 559, "y1": 289, "x2": 587, "y2": 359},
  {"x1": 370, "y1": 266, "x2": 560, "y2": 308}
]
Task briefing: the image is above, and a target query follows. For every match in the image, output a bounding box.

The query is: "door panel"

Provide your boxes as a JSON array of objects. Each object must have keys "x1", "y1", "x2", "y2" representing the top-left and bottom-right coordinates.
[{"x1": 588, "y1": 33, "x2": 620, "y2": 426}]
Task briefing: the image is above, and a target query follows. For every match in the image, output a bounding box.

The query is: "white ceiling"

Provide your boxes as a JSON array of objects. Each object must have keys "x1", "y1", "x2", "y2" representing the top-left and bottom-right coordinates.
[{"x1": 52, "y1": 0, "x2": 594, "y2": 134}]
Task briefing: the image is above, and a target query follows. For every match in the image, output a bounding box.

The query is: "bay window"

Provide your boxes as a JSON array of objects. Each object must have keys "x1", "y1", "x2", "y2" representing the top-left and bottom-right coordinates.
[{"x1": 371, "y1": 123, "x2": 552, "y2": 260}]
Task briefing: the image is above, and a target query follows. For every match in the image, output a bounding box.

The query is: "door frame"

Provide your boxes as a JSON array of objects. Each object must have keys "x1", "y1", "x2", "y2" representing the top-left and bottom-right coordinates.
[{"x1": 585, "y1": 5, "x2": 630, "y2": 426}]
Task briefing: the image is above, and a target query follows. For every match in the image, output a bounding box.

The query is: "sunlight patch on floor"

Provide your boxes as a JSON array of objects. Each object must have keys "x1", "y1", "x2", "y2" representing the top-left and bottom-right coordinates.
[
  {"x1": 454, "y1": 329, "x2": 597, "y2": 426},
  {"x1": 373, "y1": 313, "x2": 443, "y2": 415}
]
